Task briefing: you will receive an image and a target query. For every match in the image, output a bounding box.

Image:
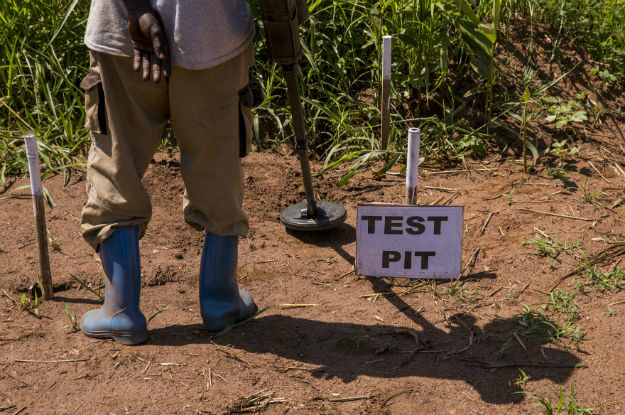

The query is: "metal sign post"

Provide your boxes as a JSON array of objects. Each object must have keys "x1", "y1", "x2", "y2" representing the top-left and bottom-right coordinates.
[
  {"x1": 380, "y1": 36, "x2": 392, "y2": 151},
  {"x1": 406, "y1": 127, "x2": 420, "y2": 204}
]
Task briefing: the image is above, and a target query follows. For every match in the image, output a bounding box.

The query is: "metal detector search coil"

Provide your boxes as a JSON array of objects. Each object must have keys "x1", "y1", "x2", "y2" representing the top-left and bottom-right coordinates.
[{"x1": 280, "y1": 201, "x2": 347, "y2": 231}]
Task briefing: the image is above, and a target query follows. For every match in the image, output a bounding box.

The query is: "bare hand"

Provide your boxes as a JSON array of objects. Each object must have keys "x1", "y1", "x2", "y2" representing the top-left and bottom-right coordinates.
[{"x1": 128, "y1": 11, "x2": 170, "y2": 82}]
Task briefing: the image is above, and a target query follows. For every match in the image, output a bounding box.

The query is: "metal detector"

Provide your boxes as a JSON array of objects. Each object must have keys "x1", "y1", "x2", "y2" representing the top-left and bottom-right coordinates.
[{"x1": 259, "y1": 0, "x2": 347, "y2": 231}]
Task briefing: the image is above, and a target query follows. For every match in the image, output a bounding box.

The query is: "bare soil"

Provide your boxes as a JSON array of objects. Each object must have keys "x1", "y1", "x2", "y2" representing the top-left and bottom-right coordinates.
[{"x1": 1, "y1": 20, "x2": 625, "y2": 415}]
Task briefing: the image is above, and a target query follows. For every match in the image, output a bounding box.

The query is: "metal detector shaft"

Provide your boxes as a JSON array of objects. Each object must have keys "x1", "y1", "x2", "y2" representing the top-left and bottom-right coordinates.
[{"x1": 282, "y1": 63, "x2": 318, "y2": 218}]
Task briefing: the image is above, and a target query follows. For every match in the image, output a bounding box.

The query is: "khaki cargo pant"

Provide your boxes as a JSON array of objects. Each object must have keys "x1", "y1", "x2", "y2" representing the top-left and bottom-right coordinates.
[{"x1": 80, "y1": 46, "x2": 254, "y2": 250}]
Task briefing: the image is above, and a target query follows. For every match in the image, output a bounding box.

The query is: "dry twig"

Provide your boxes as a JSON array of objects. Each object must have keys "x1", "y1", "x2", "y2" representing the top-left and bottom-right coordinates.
[
  {"x1": 216, "y1": 348, "x2": 252, "y2": 366},
  {"x1": 442, "y1": 191, "x2": 461, "y2": 205},
  {"x1": 424, "y1": 186, "x2": 458, "y2": 192},
  {"x1": 588, "y1": 161, "x2": 611, "y2": 183},
  {"x1": 517, "y1": 208, "x2": 593, "y2": 222},
  {"x1": 329, "y1": 395, "x2": 371, "y2": 402},
  {"x1": 14, "y1": 359, "x2": 87, "y2": 364},
  {"x1": 479, "y1": 211, "x2": 498, "y2": 236},
  {"x1": 461, "y1": 248, "x2": 480, "y2": 274},
  {"x1": 225, "y1": 390, "x2": 284, "y2": 413},
  {"x1": 334, "y1": 266, "x2": 355, "y2": 281}
]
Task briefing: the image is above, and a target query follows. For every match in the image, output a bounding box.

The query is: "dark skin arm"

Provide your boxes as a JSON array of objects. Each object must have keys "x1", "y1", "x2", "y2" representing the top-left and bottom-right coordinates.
[{"x1": 121, "y1": 0, "x2": 170, "y2": 82}]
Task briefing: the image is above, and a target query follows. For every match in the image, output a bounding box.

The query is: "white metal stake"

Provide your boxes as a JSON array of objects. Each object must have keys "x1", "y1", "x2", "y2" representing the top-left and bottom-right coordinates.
[
  {"x1": 380, "y1": 35, "x2": 392, "y2": 151},
  {"x1": 24, "y1": 134, "x2": 53, "y2": 300},
  {"x1": 406, "y1": 128, "x2": 421, "y2": 204}
]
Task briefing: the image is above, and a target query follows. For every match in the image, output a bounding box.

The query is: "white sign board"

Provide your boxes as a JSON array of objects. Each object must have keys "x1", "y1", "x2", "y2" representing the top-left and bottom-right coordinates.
[{"x1": 356, "y1": 204, "x2": 463, "y2": 279}]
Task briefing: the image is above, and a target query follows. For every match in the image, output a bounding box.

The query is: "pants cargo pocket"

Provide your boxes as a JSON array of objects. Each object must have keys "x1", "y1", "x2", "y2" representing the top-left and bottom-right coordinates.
[
  {"x1": 238, "y1": 84, "x2": 254, "y2": 158},
  {"x1": 81, "y1": 70, "x2": 107, "y2": 135}
]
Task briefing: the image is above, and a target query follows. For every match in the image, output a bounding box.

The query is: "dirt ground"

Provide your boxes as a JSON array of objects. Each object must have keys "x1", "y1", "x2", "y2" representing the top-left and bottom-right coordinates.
[{"x1": 2, "y1": 21, "x2": 625, "y2": 415}]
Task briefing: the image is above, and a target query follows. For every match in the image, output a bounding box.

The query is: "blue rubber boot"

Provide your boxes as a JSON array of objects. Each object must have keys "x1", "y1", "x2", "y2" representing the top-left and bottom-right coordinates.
[
  {"x1": 199, "y1": 232, "x2": 258, "y2": 331},
  {"x1": 80, "y1": 226, "x2": 148, "y2": 345}
]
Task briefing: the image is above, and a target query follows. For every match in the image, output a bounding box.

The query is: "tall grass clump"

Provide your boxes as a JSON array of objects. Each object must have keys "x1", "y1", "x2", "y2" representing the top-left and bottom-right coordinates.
[
  {"x1": 2, "y1": 0, "x2": 625, "y2": 184},
  {"x1": 508, "y1": 0, "x2": 625, "y2": 75},
  {"x1": 0, "y1": 0, "x2": 90, "y2": 183},
  {"x1": 250, "y1": 0, "x2": 504, "y2": 183}
]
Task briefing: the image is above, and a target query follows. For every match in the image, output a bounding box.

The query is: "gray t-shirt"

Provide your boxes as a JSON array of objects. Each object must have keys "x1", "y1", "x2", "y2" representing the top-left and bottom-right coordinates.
[{"x1": 85, "y1": 0, "x2": 255, "y2": 70}]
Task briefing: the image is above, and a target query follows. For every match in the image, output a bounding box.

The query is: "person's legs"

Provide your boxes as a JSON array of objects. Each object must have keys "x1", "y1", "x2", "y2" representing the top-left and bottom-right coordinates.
[
  {"x1": 169, "y1": 45, "x2": 253, "y2": 238},
  {"x1": 79, "y1": 51, "x2": 169, "y2": 344},
  {"x1": 81, "y1": 51, "x2": 169, "y2": 248},
  {"x1": 169, "y1": 45, "x2": 257, "y2": 330}
]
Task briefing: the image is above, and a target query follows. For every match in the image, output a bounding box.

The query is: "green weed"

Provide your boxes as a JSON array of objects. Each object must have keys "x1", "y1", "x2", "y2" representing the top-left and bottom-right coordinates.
[
  {"x1": 547, "y1": 290, "x2": 578, "y2": 321},
  {"x1": 579, "y1": 266, "x2": 625, "y2": 292},
  {"x1": 147, "y1": 306, "x2": 168, "y2": 326},
  {"x1": 70, "y1": 273, "x2": 104, "y2": 302},
  {"x1": 580, "y1": 179, "x2": 607, "y2": 207},
  {"x1": 1, "y1": 0, "x2": 90, "y2": 178},
  {"x1": 520, "y1": 87, "x2": 532, "y2": 173},
  {"x1": 513, "y1": 298, "x2": 584, "y2": 345},
  {"x1": 444, "y1": 284, "x2": 484, "y2": 309},
  {"x1": 63, "y1": 302, "x2": 79, "y2": 332},
  {"x1": 503, "y1": 188, "x2": 515, "y2": 205},
  {"x1": 591, "y1": 66, "x2": 617, "y2": 86},
  {"x1": 521, "y1": 379, "x2": 594, "y2": 415},
  {"x1": 514, "y1": 304, "x2": 560, "y2": 343},
  {"x1": 546, "y1": 101, "x2": 588, "y2": 129},
  {"x1": 522, "y1": 235, "x2": 581, "y2": 263},
  {"x1": 20, "y1": 289, "x2": 40, "y2": 318},
  {"x1": 515, "y1": 368, "x2": 531, "y2": 386},
  {"x1": 46, "y1": 229, "x2": 60, "y2": 252},
  {"x1": 496, "y1": 336, "x2": 513, "y2": 358}
]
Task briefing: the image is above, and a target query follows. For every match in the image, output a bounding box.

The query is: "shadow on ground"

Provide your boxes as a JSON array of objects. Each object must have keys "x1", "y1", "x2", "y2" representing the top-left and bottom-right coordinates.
[{"x1": 149, "y1": 310, "x2": 580, "y2": 405}]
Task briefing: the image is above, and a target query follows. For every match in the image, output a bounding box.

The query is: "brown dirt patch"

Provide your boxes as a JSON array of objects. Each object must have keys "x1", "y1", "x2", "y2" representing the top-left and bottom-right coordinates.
[{"x1": 2, "y1": 142, "x2": 624, "y2": 413}]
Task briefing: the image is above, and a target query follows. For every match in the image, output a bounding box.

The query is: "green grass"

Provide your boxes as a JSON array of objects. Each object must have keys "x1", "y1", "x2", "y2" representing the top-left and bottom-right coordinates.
[
  {"x1": 521, "y1": 379, "x2": 594, "y2": 415},
  {"x1": 578, "y1": 266, "x2": 625, "y2": 292},
  {"x1": 511, "y1": 290, "x2": 584, "y2": 346},
  {"x1": 1, "y1": 0, "x2": 90, "y2": 182},
  {"x1": 522, "y1": 234, "x2": 581, "y2": 264},
  {"x1": 2, "y1": 0, "x2": 625, "y2": 183}
]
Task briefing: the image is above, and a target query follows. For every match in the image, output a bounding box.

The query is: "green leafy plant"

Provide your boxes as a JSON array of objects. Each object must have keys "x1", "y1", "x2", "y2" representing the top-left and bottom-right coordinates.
[
  {"x1": 514, "y1": 304, "x2": 559, "y2": 342},
  {"x1": 546, "y1": 101, "x2": 588, "y2": 129},
  {"x1": 443, "y1": 284, "x2": 484, "y2": 309},
  {"x1": 47, "y1": 229, "x2": 60, "y2": 252},
  {"x1": 590, "y1": 66, "x2": 617, "y2": 85},
  {"x1": 547, "y1": 290, "x2": 579, "y2": 321},
  {"x1": 458, "y1": 0, "x2": 502, "y2": 135},
  {"x1": 544, "y1": 139, "x2": 580, "y2": 181},
  {"x1": 3, "y1": 0, "x2": 625, "y2": 188}
]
